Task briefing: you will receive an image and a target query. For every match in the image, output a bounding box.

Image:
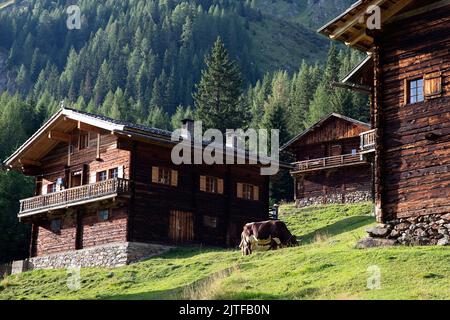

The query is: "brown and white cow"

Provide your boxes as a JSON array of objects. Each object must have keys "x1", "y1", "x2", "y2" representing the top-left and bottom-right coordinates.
[{"x1": 239, "y1": 220, "x2": 298, "y2": 255}]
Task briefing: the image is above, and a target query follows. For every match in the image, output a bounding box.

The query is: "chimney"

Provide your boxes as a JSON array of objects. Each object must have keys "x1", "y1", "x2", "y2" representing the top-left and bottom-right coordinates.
[{"x1": 181, "y1": 119, "x2": 195, "y2": 140}]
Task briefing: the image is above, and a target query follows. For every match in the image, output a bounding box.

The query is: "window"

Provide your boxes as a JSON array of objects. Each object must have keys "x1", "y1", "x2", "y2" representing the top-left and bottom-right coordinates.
[
  {"x1": 203, "y1": 215, "x2": 217, "y2": 228},
  {"x1": 109, "y1": 167, "x2": 119, "y2": 179},
  {"x1": 152, "y1": 166, "x2": 178, "y2": 186},
  {"x1": 243, "y1": 183, "x2": 253, "y2": 200},
  {"x1": 79, "y1": 131, "x2": 89, "y2": 150},
  {"x1": 51, "y1": 219, "x2": 61, "y2": 233},
  {"x1": 199, "y1": 175, "x2": 224, "y2": 194},
  {"x1": 98, "y1": 209, "x2": 110, "y2": 221},
  {"x1": 237, "y1": 183, "x2": 259, "y2": 201},
  {"x1": 97, "y1": 170, "x2": 107, "y2": 182},
  {"x1": 206, "y1": 176, "x2": 218, "y2": 193},
  {"x1": 408, "y1": 78, "x2": 424, "y2": 104},
  {"x1": 47, "y1": 183, "x2": 57, "y2": 194},
  {"x1": 158, "y1": 167, "x2": 171, "y2": 184}
]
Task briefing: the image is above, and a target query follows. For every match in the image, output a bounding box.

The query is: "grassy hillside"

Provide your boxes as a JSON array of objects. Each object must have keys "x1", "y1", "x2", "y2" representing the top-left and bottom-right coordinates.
[{"x1": 2, "y1": 202, "x2": 450, "y2": 300}]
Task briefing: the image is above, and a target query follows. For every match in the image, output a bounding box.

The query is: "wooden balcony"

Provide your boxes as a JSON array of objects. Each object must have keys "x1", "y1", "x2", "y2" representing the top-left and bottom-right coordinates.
[
  {"x1": 19, "y1": 178, "x2": 130, "y2": 218},
  {"x1": 291, "y1": 153, "x2": 366, "y2": 173},
  {"x1": 360, "y1": 129, "x2": 376, "y2": 153}
]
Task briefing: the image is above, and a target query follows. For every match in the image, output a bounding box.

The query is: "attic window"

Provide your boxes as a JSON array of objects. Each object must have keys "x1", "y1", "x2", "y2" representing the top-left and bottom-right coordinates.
[{"x1": 79, "y1": 131, "x2": 89, "y2": 150}]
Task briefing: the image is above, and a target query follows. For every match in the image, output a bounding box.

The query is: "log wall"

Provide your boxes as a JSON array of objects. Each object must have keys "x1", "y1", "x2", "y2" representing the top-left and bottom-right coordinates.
[{"x1": 379, "y1": 6, "x2": 450, "y2": 219}]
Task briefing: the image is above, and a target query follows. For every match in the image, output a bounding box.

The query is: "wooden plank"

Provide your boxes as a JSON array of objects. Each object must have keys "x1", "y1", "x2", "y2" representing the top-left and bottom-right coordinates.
[{"x1": 48, "y1": 130, "x2": 71, "y2": 143}]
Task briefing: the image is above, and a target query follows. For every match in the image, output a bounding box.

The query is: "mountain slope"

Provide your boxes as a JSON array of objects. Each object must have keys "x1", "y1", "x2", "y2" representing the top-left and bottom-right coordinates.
[{"x1": 0, "y1": 0, "x2": 343, "y2": 107}]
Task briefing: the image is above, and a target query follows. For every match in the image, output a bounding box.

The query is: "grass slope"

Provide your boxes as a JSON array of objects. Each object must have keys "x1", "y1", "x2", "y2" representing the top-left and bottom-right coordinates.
[{"x1": 2, "y1": 202, "x2": 450, "y2": 300}]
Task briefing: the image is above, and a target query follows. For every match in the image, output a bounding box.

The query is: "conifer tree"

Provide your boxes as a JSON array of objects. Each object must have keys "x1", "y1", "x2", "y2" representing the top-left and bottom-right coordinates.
[{"x1": 193, "y1": 37, "x2": 249, "y2": 132}]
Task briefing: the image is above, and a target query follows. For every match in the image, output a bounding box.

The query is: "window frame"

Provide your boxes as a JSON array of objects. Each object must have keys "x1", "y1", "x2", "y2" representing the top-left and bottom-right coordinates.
[
  {"x1": 78, "y1": 131, "x2": 90, "y2": 150},
  {"x1": 97, "y1": 170, "x2": 108, "y2": 182},
  {"x1": 158, "y1": 167, "x2": 171, "y2": 185},
  {"x1": 205, "y1": 176, "x2": 218, "y2": 194},
  {"x1": 242, "y1": 183, "x2": 254, "y2": 200},
  {"x1": 47, "y1": 183, "x2": 57, "y2": 194},
  {"x1": 98, "y1": 209, "x2": 110, "y2": 221},
  {"x1": 50, "y1": 219, "x2": 61, "y2": 233},
  {"x1": 109, "y1": 167, "x2": 119, "y2": 179},
  {"x1": 407, "y1": 78, "x2": 424, "y2": 105}
]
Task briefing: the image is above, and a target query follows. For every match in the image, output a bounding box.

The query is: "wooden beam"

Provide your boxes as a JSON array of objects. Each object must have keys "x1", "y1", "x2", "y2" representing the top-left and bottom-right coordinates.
[
  {"x1": 330, "y1": 0, "x2": 385, "y2": 40},
  {"x1": 19, "y1": 159, "x2": 41, "y2": 166},
  {"x1": 388, "y1": 0, "x2": 450, "y2": 23},
  {"x1": 96, "y1": 133, "x2": 101, "y2": 160},
  {"x1": 77, "y1": 121, "x2": 104, "y2": 134},
  {"x1": 48, "y1": 130, "x2": 71, "y2": 143}
]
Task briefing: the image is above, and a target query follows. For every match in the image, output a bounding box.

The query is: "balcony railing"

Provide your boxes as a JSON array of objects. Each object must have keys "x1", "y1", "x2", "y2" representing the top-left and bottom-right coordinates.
[
  {"x1": 292, "y1": 153, "x2": 366, "y2": 173},
  {"x1": 19, "y1": 178, "x2": 130, "y2": 217},
  {"x1": 360, "y1": 129, "x2": 376, "y2": 152}
]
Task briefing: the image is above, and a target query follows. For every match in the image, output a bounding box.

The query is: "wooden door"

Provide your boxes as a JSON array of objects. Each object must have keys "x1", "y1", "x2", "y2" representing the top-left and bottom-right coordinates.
[{"x1": 169, "y1": 210, "x2": 194, "y2": 243}]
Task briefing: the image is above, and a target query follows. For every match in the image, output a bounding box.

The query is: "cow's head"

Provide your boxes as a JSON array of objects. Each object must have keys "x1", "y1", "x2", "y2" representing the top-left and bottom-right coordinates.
[{"x1": 287, "y1": 235, "x2": 298, "y2": 247}]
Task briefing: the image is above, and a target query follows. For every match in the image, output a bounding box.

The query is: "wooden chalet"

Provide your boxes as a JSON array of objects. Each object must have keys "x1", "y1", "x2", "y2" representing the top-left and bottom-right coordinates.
[
  {"x1": 282, "y1": 113, "x2": 373, "y2": 207},
  {"x1": 319, "y1": 0, "x2": 450, "y2": 240},
  {"x1": 3, "y1": 108, "x2": 269, "y2": 258}
]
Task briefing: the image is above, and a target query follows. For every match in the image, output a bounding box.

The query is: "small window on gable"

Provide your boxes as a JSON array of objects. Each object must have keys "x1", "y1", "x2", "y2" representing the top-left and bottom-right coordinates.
[
  {"x1": 51, "y1": 219, "x2": 61, "y2": 233},
  {"x1": 79, "y1": 131, "x2": 89, "y2": 150},
  {"x1": 97, "y1": 170, "x2": 107, "y2": 182},
  {"x1": 98, "y1": 209, "x2": 110, "y2": 221},
  {"x1": 408, "y1": 78, "x2": 424, "y2": 104}
]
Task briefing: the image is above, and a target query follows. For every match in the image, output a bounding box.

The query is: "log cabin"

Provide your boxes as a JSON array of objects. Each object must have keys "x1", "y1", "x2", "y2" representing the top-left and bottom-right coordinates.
[
  {"x1": 282, "y1": 113, "x2": 373, "y2": 207},
  {"x1": 319, "y1": 0, "x2": 450, "y2": 245},
  {"x1": 3, "y1": 108, "x2": 270, "y2": 267}
]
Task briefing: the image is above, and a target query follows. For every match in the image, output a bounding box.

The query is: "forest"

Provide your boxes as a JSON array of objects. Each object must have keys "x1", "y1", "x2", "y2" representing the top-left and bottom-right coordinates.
[{"x1": 0, "y1": 0, "x2": 368, "y2": 262}]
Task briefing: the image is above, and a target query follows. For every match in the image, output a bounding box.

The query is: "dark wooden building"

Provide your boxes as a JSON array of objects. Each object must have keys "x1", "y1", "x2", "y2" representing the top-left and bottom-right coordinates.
[
  {"x1": 282, "y1": 113, "x2": 373, "y2": 207},
  {"x1": 3, "y1": 108, "x2": 269, "y2": 259},
  {"x1": 319, "y1": 0, "x2": 450, "y2": 244}
]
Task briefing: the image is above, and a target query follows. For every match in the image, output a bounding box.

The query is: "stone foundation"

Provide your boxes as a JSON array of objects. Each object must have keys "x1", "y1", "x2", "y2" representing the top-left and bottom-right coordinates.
[
  {"x1": 357, "y1": 213, "x2": 450, "y2": 248},
  {"x1": 28, "y1": 242, "x2": 173, "y2": 270},
  {"x1": 296, "y1": 190, "x2": 372, "y2": 208}
]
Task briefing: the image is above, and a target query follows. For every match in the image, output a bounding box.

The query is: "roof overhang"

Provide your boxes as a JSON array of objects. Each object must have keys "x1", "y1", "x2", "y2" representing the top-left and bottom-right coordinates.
[
  {"x1": 3, "y1": 109, "x2": 126, "y2": 170},
  {"x1": 318, "y1": 0, "x2": 420, "y2": 51},
  {"x1": 4, "y1": 108, "x2": 287, "y2": 173},
  {"x1": 281, "y1": 113, "x2": 370, "y2": 151},
  {"x1": 334, "y1": 55, "x2": 373, "y2": 93}
]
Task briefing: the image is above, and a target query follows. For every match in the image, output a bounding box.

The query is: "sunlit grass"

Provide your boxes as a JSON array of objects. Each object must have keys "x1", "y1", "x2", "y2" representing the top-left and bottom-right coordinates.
[{"x1": 1, "y1": 202, "x2": 450, "y2": 300}]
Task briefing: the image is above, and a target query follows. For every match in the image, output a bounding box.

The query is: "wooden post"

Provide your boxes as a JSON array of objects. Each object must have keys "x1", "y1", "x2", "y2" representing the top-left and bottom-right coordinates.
[{"x1": 373, "y1": 44, "x2": 384, "y2": 223}]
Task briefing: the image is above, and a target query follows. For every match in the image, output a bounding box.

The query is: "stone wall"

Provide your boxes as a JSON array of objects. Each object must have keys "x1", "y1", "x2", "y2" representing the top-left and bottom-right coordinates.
[
  {"x1": 357, "y1": 213, "x2": 450, "y2": 248},
  {"x1": 296, "y1": 190, "x2": 372, "y2": 208},
  {"x1": 28, "y1": 242, "x2": 173, "y2": 270}
]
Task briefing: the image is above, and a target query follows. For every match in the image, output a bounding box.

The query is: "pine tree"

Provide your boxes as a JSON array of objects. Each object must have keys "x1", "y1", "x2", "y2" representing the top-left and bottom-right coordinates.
[{"x1": 193, "y1": 37, "x2": 249, "y2": 132}]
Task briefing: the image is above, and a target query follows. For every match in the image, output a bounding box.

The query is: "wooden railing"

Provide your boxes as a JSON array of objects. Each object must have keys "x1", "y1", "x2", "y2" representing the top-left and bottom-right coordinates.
[
  {"x1": 360, "y1": 129, "x2": 376, "y2": 151},
  {"x1": 292, "y1": 153, "x2": 365, "y2": 173},
  {"x1": 19, "y1": 178, "x2": 130, "y2": 215}
]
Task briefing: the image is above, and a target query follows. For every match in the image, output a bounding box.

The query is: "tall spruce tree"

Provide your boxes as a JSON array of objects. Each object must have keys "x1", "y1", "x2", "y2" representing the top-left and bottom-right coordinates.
[{"x1": 193, "y1": 37, "x2": 249, "y2": 132}]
